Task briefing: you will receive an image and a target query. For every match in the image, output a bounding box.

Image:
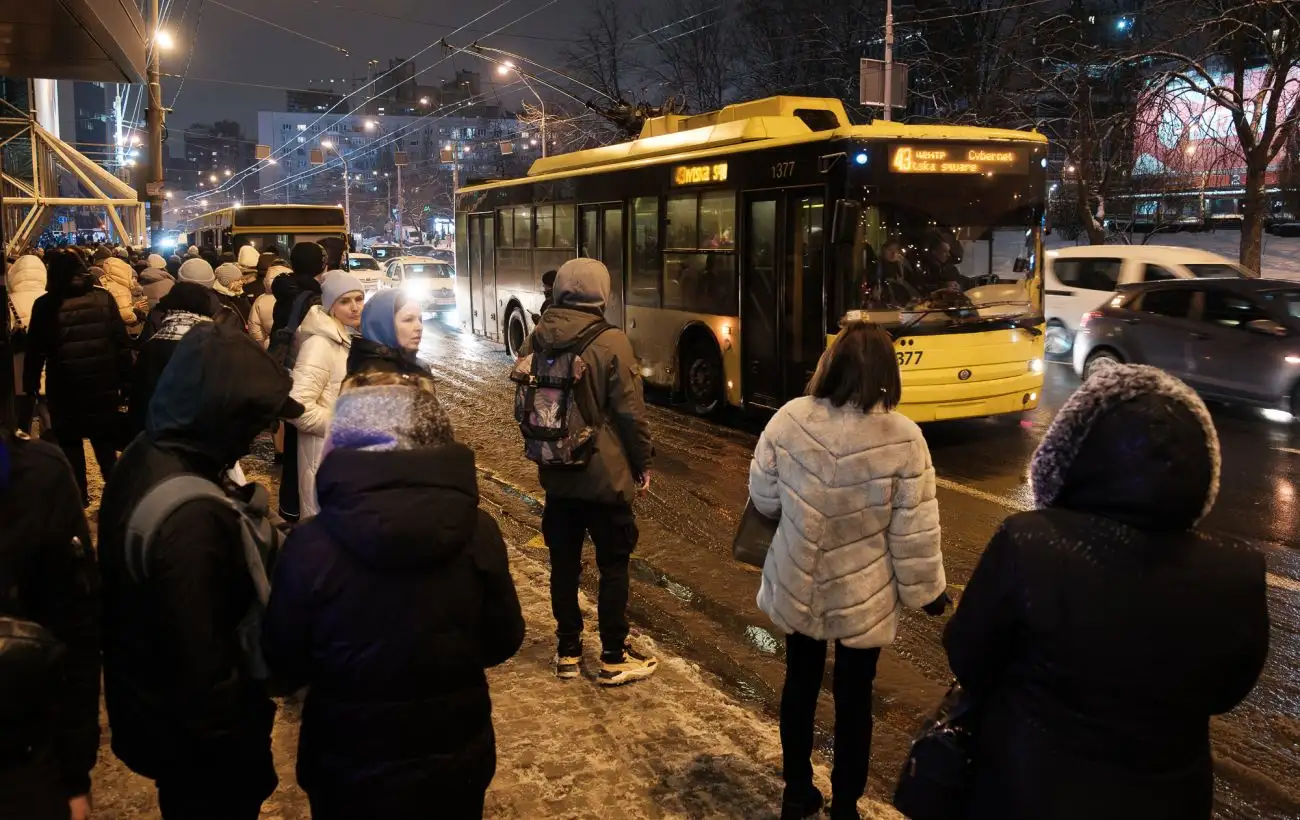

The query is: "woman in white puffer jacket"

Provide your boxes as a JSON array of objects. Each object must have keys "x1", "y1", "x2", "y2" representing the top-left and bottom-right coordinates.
[
  {"x1": 748, "y1": 321, "x2": 948, "y2": 820},
  {"x1": 289, "y1": 270, "x2": 364, "y2": 518},
  {"x1": 249, "y1": 264, "x2": 290, "y2": 346}
]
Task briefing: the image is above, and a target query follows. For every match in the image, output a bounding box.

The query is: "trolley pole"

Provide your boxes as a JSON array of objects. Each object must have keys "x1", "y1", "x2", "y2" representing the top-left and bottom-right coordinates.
[
  {"x1": 883, "y1": 0, "x2": 895, "y2": 122},
  {"x1": 146, "y1": 0, "x2": 166, "y2": 240}
]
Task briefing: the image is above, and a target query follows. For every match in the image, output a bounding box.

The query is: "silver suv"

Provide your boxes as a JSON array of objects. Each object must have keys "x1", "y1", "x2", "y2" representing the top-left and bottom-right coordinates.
[{"x1": 1073, "y1": 279, "x2": 1300, "y2": 420}]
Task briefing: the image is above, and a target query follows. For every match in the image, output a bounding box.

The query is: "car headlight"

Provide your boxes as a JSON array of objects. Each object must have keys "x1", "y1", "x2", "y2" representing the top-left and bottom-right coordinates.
[
  {"x1": 404, "y1": 279, "x2": 430, "y2": 299},
  {"x1": 159, "y1": 237, "x2": 176, "y2": 249}
]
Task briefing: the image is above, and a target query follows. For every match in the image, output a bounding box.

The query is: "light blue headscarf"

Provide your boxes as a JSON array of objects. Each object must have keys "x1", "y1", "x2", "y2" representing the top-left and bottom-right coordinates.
[{"x1": 360, "y1": 288, "x2": 402, "y2": 349}]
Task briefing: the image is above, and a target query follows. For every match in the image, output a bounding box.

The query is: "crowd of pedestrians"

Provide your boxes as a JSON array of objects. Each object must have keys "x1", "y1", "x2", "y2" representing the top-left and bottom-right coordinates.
[{"x1": 0, "y1": 240, "x2": 1271, "y2": 820}]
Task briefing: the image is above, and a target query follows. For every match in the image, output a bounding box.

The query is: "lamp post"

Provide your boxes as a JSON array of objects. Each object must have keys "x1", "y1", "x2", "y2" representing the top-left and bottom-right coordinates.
[
  {"x1": 497, "y1": 61, "x2": 546, "y2": 158},
  {"x1": 365, "y1": 119, "x2": 407, "y2": 245},
  {"x1": 320, "y1": 139, "x2": 351, "y2": 237},
  {"x1": 146, "y1": 2, "x2": 174, "y2": 242}
]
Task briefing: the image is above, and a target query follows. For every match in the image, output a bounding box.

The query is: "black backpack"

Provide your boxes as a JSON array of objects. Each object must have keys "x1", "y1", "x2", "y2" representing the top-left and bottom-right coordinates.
[{"x1": 267, "y1": 290, "x2": 319, "y2": 370}]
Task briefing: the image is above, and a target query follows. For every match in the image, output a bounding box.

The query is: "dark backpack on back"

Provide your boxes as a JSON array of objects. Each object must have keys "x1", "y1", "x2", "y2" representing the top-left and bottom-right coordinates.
[
  {"x1": 267, "y1": 290, "x2": 319, "y2": 370},
  {"x1": 509, "y1": 321, "x2": 612, "y2": 468}
]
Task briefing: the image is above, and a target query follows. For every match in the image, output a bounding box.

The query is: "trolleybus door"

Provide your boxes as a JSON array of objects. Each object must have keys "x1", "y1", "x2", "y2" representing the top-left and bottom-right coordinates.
[
  {"x1": 742, "y1": 190, "x2": 826, "y2": 410},
  {"x1": 468, "y1": 214, "x2": 496, "y2": 340},
  {"x1": 578, "y1": 203, "x2": 626, "y2": 330}
]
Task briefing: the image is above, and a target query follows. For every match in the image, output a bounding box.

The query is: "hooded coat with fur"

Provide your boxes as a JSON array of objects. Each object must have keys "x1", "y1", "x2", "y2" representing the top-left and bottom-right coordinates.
[
  {"x1": 750, "y1": 396, "x2": 945, "y2": 648},
  {"x1": 943, "y1": 363, "x2": 1269, "y2": 820},
  {"x1": 289, "y1": 306, "x2": 352, "y2": 517}
]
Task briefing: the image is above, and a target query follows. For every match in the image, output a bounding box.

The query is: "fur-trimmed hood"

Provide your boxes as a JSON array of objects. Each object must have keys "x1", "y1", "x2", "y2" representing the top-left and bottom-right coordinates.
[{"x1": 1031, "y1": 361, "x2": 1220, "y2": 530}]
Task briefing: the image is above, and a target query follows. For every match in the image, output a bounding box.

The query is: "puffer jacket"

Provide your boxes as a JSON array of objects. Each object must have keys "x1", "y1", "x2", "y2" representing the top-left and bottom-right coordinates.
[
  {"x1": 23, "y1": 276, "x2": 132, "y2": 429},
  {"x1": 7, "y1": 255, "x2": 46, "y2": 331},
  {"x1": 138, "y1": 268, "x2": 175, "y2": 310},
  {"x1": 289, "y1": 306, "x2": 351, "y2": 517},
  {"x1": 750, "y1": 396, "x2": 944, "y2": 649},
  {"x1": 262, "y1": 443, "x2": 523, "y2": 816},
  {"x1": 944, "y1": 363, "x2": 1269, "y2": 820},
  {"x1": 249, "y1": 265, "x2": 289, "y2": 347},
  {"x1": 526, "y1": 307, "x2": 652, "y2": 506},
  {"x1": 98, "y1": 257, "x2": 145, "y2": 328}
]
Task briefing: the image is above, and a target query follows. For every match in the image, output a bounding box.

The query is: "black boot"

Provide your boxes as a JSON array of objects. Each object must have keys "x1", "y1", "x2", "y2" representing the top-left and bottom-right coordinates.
[
  {"x1": 780, "y1": 785, "x2": 824, "y2": 820},
  {"x1": 829, "y1": 798, "x2": 861, "y2": 820}
]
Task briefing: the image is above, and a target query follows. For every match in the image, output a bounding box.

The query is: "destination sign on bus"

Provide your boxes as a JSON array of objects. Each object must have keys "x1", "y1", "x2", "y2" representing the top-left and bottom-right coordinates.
[
  {"x1": 889, "y1": 145, "x2": 1027, "y2": 175},
  {"x1": 672, "y1": 162, "x2": 729, "y2": 185}
]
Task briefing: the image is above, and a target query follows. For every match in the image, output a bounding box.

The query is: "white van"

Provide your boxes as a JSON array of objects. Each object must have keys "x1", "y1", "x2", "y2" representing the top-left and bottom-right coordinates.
[{"x1": 1044, "y1": 245, "x2": 1248, "y2": 355}]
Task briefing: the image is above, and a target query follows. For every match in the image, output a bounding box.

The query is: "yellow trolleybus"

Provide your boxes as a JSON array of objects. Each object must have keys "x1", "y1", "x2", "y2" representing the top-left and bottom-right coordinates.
[
  {"x1": 454, "y1": 96, "x2": 1047, "y2": 420},
  {"x1": 185, "y1": 204, "x2": 347, "y2": 256}
]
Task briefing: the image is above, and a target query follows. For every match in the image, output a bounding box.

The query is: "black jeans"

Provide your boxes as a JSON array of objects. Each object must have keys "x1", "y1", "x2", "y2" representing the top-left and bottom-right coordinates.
[
  {"x1": 53, "y1": 426, "x2": 117, "y2": 506},
  {"x1": 541, "y1": 498, "x2": 637, "y2": 660},
  {"x1": 156, "y1": 776, "x2": 268, "y2": 820},
  {"x1": 279, "y1": 423, "x2": 300, "y2": 521},
  {"x1": 780, "y1": 632, "x2": 881, "y2": 808}
]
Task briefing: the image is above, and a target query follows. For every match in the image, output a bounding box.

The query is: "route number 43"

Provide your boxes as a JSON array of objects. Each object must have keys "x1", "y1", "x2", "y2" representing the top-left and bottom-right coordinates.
[
  {"x1": 896, "y1": 350, "x2": 923, "y2": 366},
  {"x1": 772, "y1": 161, "x2": 796, "y2": 179}
]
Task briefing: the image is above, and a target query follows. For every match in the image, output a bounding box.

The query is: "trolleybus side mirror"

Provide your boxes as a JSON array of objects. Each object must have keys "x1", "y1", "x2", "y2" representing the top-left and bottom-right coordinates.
[
  {"x1": 832, "y1": 201, "x2": 862, "y2": 245},
  {"x1": 1013, "y1": 257, "x2": 1030, "y2": 274}
]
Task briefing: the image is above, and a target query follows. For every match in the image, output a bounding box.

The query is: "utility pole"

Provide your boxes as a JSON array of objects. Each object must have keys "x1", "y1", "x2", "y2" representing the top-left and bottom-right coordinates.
[
  {"x1": 883, "y1": 0, "x2": 894, "y2": 122},
  {"x1": 146, "y1": 0, "x2": 166, "y2": 241},
  {"x1": 395, "y1": 151, "x2": 407, "y2": 246}
]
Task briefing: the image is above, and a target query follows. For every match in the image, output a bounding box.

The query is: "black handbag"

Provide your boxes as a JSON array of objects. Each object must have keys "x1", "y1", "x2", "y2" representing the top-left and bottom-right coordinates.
[
  {"x1": 732, "y1": 500, "x2": 779, "y2": 568},
  {"x1": 893, "y1": 682, "x2": 976, "y2": 820}
]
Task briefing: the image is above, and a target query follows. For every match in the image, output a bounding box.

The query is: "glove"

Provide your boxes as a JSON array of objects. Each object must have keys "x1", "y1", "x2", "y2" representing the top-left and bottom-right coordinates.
[{"x1": 922, "y1": 590, "x2": 951, "y2": 617}]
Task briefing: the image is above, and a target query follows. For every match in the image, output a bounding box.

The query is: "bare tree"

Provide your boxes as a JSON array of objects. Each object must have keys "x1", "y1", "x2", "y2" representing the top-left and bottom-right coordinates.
[
  {"x1": 1143, "y1": 0, "x2": 1300, "y2": 273},
  {"x1": 641, "y1": 0, "x2": 739, "y2": 113},
  {"x1": 558, "y1": 0, "x2": 642, "y2": 106}
]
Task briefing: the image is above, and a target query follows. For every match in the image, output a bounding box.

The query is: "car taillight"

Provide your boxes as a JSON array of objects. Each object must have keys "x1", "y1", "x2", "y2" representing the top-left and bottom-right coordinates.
[{"x1": 1079, "y1": 311, "x2": 1103, "y2": 330}]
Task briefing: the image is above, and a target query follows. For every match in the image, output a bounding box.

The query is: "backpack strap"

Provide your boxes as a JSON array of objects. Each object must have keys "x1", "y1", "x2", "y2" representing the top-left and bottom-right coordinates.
[
  {"x1": 123, "y1": 475, "x2": 273, "y2": 606},
  {"x1": 286, "y1": 290, "x2": 317, "y2": 331},
  {"x1": 7, "y1": 296, "x2": 23, "y2": 333}
]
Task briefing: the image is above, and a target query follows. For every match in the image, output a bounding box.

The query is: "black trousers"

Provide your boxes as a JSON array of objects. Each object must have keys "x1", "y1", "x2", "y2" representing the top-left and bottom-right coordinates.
[
  {"x1": 53, "y1": 425, "x2": 117, "y2": 506},
  {"x1": 279, "y1": 423, "x2": 300, "y2": 521},
  {"x1": 780, "y1": 632, "x2": 881, "y2": 807},
  {"x1": 541, "y1": 498, "x2": 637, "y2": 659},
  {"x1": 156, "y1": 776, "x2": 269, "y2": 820}
]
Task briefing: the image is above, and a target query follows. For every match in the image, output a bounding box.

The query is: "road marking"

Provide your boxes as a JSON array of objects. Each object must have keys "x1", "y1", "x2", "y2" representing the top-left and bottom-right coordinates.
[{"x1": 935, "y1": 476, "x2": 1297, "y2": 592}]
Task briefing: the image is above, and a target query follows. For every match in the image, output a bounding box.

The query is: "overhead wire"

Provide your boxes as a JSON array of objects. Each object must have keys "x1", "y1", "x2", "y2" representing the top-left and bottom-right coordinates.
[
  {"x1": 192, "y1": 0, "x2": 526, "y2": 200},
  {"x1": 207, "y1": 0, "x2": 352, "y2": 56}
]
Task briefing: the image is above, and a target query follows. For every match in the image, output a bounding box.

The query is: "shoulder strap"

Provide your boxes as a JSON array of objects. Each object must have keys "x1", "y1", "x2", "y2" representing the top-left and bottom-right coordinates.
[
  {"x1": 124, "y1": 475, "x2": 236, "y2": 585},
  {"x1": 286, "y1": 291, "x2": 316, "y2": 331},
  {"x1": 574, "y1": 320, "x2": 615, "y2": 354},
  {"x1": 7, "y1": 297, "x2": 23, "y2": 332}
]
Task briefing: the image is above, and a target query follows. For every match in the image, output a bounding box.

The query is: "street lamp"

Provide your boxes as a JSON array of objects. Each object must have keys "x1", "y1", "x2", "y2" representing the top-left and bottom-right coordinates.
[
  {"x1": 320, "y1": 139, "x2": 352, "y2": 236},
  {"x1": 419, "y1": 96, "x2": 430, "y2": 105},
  {"x1": 208, "y1": 173, "x2": 217, "y2": 183},
  {"x1": 155, "y1": 29, "x2": 175, "y2": 50},
  {"x1": 498, "y1": 61, "x2": 546, "y2": 158}
]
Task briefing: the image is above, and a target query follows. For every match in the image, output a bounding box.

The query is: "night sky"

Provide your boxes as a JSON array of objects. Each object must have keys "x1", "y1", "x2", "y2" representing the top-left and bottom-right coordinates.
[{"x1": 161, "y1": 0, "x2": 593, "y2": 150}]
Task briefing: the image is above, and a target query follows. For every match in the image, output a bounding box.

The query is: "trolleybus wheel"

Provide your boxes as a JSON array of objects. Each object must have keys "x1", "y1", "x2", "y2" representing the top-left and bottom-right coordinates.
[
  {"x1": 683, "y1": 341, "x2": 723, "y2": 416},
  {"x1": 1044, "y1": 322, "x2": 1073, "y2": 357},
  {"x1": 506, "y1": 307, "x2": 527, "y2": 358}
]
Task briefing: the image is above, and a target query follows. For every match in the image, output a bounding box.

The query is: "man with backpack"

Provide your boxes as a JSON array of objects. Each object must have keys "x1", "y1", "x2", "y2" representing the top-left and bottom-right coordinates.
[
  {"x1": 513, "y1": 257, "x2": 656, "y2": 686},
  {"x1": 0, "y1": 426, "x2": 99, "y2": 820},
  {"x1": 97, "y1": 322, "x2": 304, "y2": 819},
  {"x1": 269, "y1": 242, "x2": 326, "y2": 523}
]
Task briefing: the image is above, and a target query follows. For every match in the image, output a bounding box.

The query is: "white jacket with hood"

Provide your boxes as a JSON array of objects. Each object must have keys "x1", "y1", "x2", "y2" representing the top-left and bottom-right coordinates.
[
  {"x1": 750, "y1": 396, "x2": 945, "y2": 649},
  {"x1": 289, "y1": 304, "x2": 352, "y2": 517},
  {"x1": 249, "y1": 265, "x2": 290, "y2": 346},
  {"x1": 7, "y1": 255, "x2": 46, "y2": 331}
]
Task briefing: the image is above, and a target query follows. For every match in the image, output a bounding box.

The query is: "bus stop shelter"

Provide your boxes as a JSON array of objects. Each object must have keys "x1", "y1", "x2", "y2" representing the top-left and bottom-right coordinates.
[{"x1": 0, "y1": 0, "x2": 146, "y2": 426}]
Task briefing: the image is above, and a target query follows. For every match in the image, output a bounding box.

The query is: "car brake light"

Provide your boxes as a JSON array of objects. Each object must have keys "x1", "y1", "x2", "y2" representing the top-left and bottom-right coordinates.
[{"x1": 1079, "y1": 311, "x2": 1103, "y2": 330}]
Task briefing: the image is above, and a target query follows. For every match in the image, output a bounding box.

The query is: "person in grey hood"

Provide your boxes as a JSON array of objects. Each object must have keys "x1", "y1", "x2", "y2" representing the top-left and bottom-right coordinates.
[
  {"x1": 525, "y1": 257, "x2": 657, "y2": 686},
  {"x1": 943, "y1": 361, "x2": 1269, "y2": 820}
]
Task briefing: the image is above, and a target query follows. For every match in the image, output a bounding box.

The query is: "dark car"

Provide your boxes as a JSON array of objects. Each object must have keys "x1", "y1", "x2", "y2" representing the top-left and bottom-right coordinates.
[{"x1": 1074, "y1": 278, "x2": 1300, "y2": 419}]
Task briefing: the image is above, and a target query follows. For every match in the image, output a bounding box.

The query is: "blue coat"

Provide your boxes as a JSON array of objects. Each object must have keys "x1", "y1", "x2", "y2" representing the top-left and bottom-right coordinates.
[{"x1": 262, "y1": 442, "x2": 524, "y2": 815}]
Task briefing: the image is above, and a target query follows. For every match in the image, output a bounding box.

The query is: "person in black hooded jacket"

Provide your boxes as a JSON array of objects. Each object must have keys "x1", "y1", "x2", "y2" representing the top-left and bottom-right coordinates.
[
  {"x1": 23, "y1": 250, "x2": 132, "y2": 505},
  {"x1": 127, "y1": 282, "x2": 216, "y2": 441},
  {"x1": 943, "y1": 362, "x2": 1270, "y2": 820},
  {"x1": 0, "y1": 428, "x2": 99, "y2": 820},
  {"x1": 263, "y1": 370, "x2": 524, "y2": 820},
  {"x1": 97, "y1": 322, "x2": 304, "y2": 820}
]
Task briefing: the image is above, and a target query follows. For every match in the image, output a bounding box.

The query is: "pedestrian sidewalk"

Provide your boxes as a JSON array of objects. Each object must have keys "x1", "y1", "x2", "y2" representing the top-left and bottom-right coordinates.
[{"x1": 88, "y1": 502, "x2": 902, "y2": 818}]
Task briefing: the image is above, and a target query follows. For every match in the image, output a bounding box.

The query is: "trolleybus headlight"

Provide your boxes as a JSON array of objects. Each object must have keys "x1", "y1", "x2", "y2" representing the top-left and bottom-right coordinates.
[{"x1": 1028, "y1": 358, "x2": 1044, "y2": 374}]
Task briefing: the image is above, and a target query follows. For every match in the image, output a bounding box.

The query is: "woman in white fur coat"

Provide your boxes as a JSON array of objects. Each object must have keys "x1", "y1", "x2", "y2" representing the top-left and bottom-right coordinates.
[{"x1": 748, "y1": 321, "x2": 949, "y2": 820}]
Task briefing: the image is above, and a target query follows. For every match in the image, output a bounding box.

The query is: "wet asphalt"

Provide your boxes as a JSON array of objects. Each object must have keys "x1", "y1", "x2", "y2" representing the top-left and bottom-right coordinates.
[{"x1": 419, "y1": 319, "x2": 1300, "y2": 819}]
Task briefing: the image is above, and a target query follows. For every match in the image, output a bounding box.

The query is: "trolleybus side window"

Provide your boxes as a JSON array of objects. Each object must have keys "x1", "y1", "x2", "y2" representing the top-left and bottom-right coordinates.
[
  {"x1": 513, "y1": 206, "x2": 533, "y2": 248},
  {"x1": 534, "y1": 204, "x2": 577, "y2": 249},
  {"x1": 628, "y1": 196, "x2": 661, "y2": 308},
  {"x1": 497, "y1": 209, "x2": 514, "y2": 248},
  {"x1": 663, "y1": 190, "x2": 737, "y2": 316}
]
